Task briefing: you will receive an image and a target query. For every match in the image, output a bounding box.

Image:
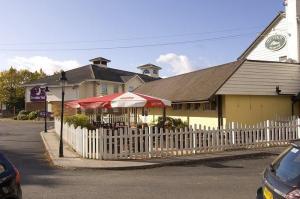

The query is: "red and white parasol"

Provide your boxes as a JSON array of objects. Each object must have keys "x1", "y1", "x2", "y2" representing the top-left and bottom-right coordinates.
[{"x1": 66, "y1": 92, "x2": 171, "y2": 109}]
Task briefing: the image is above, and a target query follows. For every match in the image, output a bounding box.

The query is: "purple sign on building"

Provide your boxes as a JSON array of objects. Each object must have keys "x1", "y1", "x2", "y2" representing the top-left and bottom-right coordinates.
[{"x1": 30, "y1": 86, "x2": 46, "y2": 102}]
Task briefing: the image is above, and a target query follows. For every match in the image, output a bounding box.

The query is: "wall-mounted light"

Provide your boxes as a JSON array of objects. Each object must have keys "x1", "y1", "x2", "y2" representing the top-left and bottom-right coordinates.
[{"x1": 276, "y1": 85, "x2": 282, "y2": 95}]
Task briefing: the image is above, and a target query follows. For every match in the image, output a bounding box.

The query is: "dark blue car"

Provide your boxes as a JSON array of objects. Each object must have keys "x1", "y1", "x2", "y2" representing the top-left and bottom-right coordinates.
[
  {"x1": 0, "y1": 153, "x2": 22, "y2": 199},
  {"x1": 257, "y1": 142, "x2": 300, "y2": 199}
]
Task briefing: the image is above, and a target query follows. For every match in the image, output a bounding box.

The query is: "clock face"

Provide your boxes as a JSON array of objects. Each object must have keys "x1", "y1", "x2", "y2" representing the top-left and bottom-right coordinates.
[{"x1": 265, "y1": 34, "x2": 287, "y2": 51}]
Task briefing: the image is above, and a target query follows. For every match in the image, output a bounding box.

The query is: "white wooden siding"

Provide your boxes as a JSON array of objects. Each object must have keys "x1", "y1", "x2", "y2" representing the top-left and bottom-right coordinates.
[
  {"x1": 247, "y1": 17, "x2": 289, "y2": 61},
  {"x1": 216, "y1": 61, "x2": 300, "y2": 95}
]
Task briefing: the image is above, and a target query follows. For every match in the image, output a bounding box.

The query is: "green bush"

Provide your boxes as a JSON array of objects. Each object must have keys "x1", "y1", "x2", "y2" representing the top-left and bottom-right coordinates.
[
  {"x1": 156, "y1": 116, "x2": 188, "y2": 130},
  {"x1": 64, "y1": 114, "x2": 92, "y2": 129},
  {"x1": 18, "y1": 110, "x2": 30, "y2": 115},
  {"x1": 17, "y1": 114, "x2": 29, "y2": 120},
  {"x1": 16, "y1": 110, "x2": 31, "y2": 120},
  {"x1": 28, "y1": 111, "x2": 38, "y2": 120}
]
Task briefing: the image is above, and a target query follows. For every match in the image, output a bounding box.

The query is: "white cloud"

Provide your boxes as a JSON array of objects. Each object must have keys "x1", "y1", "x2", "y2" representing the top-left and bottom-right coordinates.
[
  {"x1": 156, "y1": 53, "x2": 193, "y2": 75},
  {"x1": 7, "y1": 56, "x2": 80, "y2": 75}
]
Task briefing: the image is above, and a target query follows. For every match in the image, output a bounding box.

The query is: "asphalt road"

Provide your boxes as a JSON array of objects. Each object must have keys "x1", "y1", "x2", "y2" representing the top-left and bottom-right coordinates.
[{"x1": 0, "y1": 119, "x2": 278, "y2": 199}]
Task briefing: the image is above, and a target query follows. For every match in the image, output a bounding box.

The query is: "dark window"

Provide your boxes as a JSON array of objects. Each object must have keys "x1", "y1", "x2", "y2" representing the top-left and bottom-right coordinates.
[
  {"x1": 172, "y1": 104, "x2": 182, "y2": 110},
  {"x1": 101, "y1": 84, "x2": 108, "y2": 95},
  {"x1": 194, "y1": 103, "x2": 200, "y2": 110},
  {"x1": 211, "y1": 101, "x2": 217, "y2": 110},
  {"x1": 113, "y1": 85, "x2": 119, "y2": 93},
  {"x1": 153, "y1": 69, "x2": 158, "y2": 74},
  {"x1": 143, "y1": 69, "x2": 150, "y2": 74},
  {"x1": 202, "y1": 102, "x2": 216, "y2": 111},
  {"x1": 93, "y1": 61, "x2": 101, "y2": 65},
  {"x1": 186, "y1": 104, "x2": 191, "y2": 110},
  {"x1": 172, "y1": 104, "x2": 177, "y2": 110}
]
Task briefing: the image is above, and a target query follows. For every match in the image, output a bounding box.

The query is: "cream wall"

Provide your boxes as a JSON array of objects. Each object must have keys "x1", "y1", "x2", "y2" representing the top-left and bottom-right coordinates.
[
  {"x1": 95, "y1": 82, "x2": 123, "y2": 96},
  {"x1": 79, "y1": 82, "x2": 95, "y2": 99},
  {"x1": 223, "y1": 95, "x2": 298, "y2": 125}
]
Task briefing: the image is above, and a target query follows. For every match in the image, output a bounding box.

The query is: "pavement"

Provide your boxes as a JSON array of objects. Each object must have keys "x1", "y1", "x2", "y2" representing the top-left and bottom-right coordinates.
[{"x1": 41, "y1": 129, "x2": 286, "y2": 170}]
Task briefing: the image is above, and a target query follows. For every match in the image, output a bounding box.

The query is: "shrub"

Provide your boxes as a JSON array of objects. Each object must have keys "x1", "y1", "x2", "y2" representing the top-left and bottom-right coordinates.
[
  {"x1": 28, "y1": 111, "x2": 38, "y2": 120},
  {"x1": 64, "y1": 114, "x2": 92, "y2": 129},
  {"x1": 16, "y1": 110, "x2": 30, "y2": 120},
  {"x1": 156, "y1": 116, "x2": 188, "y2": 130},
  {"x1": 17, "y1": 114, "x2": 29, "y2": 120},
  {"x1": 18, "y1": 110, "x2": 30, "y2": 115}
]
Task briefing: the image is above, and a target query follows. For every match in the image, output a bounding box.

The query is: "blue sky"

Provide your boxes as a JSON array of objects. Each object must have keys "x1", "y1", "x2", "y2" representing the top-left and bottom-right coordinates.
[{"x1": 0, "y1": 0, "x2": 284, "y2": 77}]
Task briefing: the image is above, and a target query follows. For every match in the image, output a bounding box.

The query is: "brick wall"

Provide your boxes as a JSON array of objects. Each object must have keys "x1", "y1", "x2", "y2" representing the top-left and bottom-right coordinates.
[
  {"x1": 25, "y1": 102, "x2": 45, "y2": 112},
  {"x1": 50, "y1": 101, "x2": 76, "y2": 117}
]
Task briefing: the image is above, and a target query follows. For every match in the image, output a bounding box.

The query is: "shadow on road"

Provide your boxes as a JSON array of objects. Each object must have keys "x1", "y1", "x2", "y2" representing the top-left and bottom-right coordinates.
[{"x1": 0, "y1": 120, "x2": 62, "y2": 187}]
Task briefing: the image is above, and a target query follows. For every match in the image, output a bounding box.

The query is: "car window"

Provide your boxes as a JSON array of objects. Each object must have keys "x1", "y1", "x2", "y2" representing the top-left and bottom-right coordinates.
[{"x1": 273, "y1": 146, "x2": 300, "y2": 185}]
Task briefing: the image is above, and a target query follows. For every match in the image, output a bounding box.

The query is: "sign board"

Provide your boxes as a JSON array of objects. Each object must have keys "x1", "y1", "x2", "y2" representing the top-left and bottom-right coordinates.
[
  {"x1": 265, "y1": 34, "x2": 287, "y2": 51},
  {"x1": 30, "y1": 86, "x2": 46, "y2": 102},
  {"x1": 39, "y1": 111, "x2": 52, "y2": 118}
]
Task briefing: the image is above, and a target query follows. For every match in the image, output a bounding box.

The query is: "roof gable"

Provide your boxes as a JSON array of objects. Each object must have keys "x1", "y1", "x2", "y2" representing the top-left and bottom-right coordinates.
[{"x1": 238, "y1": 12, "x2": 285, "y2": 60}]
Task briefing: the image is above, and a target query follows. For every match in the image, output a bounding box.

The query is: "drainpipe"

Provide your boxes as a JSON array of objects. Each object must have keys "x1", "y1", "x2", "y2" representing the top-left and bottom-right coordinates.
[{"x1": 217, "y1": 95, "x2": 223, "y2": 129}]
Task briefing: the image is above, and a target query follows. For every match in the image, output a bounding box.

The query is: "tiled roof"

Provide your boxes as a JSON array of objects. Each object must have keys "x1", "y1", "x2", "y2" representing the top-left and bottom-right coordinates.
[
  {"x1": 26, "y1": 65, "x2": 160, "y2": 85},
  {"x1": 134, "y1": 60, "x2": 245, "y2": 102}
]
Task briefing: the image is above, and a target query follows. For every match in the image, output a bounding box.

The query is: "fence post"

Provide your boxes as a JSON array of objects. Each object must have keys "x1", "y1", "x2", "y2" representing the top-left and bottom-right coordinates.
[
  {"x1": 297, "y1": 118, "x2": 300, "y2": 139},
  {"x1": 148, "y1": 127, "x2": 152, "y2": 158},
  {"x1": 193, "y1": 124, "x2": 196, "y2": 154},
  {"x1": 231, "y1": 122, "x2": 235, "y2": 145},
  {"x1": 266, "y1": 120, "x2": 270, "y2": 146}
]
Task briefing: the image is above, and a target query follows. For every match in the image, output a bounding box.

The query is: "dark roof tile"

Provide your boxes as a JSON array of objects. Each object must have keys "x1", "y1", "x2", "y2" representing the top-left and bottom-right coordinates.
[
  {"x1": 134, "y1": 60, "x2": 245, "y2": 102},
  {"x1": 26, "y1": 64, "x2": 159, "y2": 85}
]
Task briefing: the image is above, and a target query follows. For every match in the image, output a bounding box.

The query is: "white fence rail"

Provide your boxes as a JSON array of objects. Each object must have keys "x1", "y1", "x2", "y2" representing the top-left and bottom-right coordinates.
[{"x1": 54, "y1": 118, "x2": 300, "y2": 160}]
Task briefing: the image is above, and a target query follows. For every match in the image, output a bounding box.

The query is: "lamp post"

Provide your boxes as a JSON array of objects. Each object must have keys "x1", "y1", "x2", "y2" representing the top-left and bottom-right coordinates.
[
  {"x1": 43, "y1": 86, "x2": 50, "y2": 133},
  {"x1": 59, "y1": 71, "x2": 67, "y2": 157}
]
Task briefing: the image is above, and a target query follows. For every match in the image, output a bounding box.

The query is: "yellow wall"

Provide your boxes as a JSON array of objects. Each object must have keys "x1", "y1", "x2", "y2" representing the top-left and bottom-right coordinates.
[
  {"x1": 141, "y1": 95, "x2": 299, "y2": 128},
  {"x1": 223, "y1": 95, "x2": 299, "y2": 125},
  {"x1": 145, "y1": 107, "x2": 219, "y2": 128}
]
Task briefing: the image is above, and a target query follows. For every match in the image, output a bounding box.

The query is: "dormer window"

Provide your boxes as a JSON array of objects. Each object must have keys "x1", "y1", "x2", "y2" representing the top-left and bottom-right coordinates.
[
  {"x1": 137, "y1": 63, "x2": 161, "y2": 78},
  {"x1": 143, "y1": 69, "x2": 150, "y2": 74}
]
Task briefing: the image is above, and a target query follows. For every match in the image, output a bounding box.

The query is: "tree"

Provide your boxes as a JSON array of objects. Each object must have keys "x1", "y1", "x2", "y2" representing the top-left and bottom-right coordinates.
[{"x1": 0, "y1": 67, "x2": 46, "y2": 113}]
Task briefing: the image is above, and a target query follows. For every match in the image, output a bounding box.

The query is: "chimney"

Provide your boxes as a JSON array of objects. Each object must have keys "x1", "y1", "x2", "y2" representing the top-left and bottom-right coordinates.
[
  {"x1": 89, "y1": 57, "x2": 111, "y2": 68},
  {"x1": 286, "y1": 0, "x2": 300, "y2": 62},
  {"x1": 137, "y1": 63, "x2": 162, "y2": 78}
]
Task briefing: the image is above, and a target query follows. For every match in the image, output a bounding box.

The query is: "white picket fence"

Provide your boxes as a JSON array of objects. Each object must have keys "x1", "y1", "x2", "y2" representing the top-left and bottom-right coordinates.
[{"x1": 54, "y1": 118, "x2": 300, "y2": 160}]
